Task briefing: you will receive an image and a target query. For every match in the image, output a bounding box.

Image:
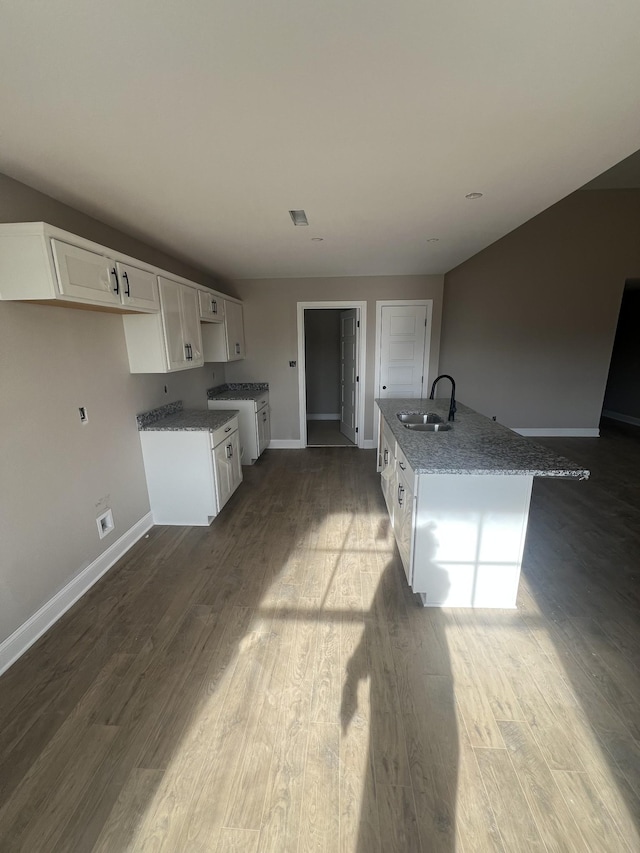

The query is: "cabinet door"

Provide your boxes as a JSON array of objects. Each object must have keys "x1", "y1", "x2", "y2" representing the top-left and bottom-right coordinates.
[
  {"x1": 225, "y1": 301, "x2": 245, "y2": 360},
  {"x1": 230, "y1": 430, "x2": 243, "y2": 492},
  {"x1": 117, "y1": 262, "x2": 159, "y2": 312},
  {"x1": 258, "y1": 406, "x2": 270, "y2": 456},
  {"x1": 51, "y1": 240, "x2": 120, "y2": 306},
  {"x1": 198, "y1": 290, "x2": 225, "y2": 322},
  {"x1": 380, "y1": 438, "x2": 396, "y2": 521},
  {"x1": 180, "y1": 286, "x2": 204, "y2": 367},
  {"x1": 214, "y1": 438, "x2": 235, "y2": 511},
  {"x1": 395, "y1": 473, "x2": 415, "y2": 584},
  {"x1": 158, "y1": 277, "x2": 187, "y2": 370}
]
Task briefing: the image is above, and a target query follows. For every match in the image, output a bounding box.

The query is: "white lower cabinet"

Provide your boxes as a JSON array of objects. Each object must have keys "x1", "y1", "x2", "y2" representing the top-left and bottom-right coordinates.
[
  {"x1": 139, "y1": 417, "x2": 242, "y2": 525},
  {"x1": 207, "y1": 392, "x2": 270, "y2": 465}
]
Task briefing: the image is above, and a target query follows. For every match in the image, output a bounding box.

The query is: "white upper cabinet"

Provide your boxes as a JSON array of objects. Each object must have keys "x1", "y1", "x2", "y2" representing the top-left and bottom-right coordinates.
[
  {"x1": 198, "y1": 289, "x2": 225, "y2": 322},
  {"x1": 0, "y1": 223, "x2": 159, "y2": 313},
  {"x1": 117, "y1": 261, "x2": 160, "y2": 312},
  {"x1": 0, "y1": 222, "x2": 239, "y2": 374},
  {"x1": 124, "y1": 277, "x2": 204, "y2": 373},
  {"x1": 52, "y1": 240, "x2": 120, "y2": 306},
  {"x1": 176, "y1": 280, "x2": 204, "y2": 368},
  {"x1": 202, "y1": 298, "x2": 246, "y2": 362}
]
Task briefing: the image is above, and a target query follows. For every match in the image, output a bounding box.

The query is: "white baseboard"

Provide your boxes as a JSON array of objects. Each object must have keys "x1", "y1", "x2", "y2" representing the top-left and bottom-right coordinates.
[
  {"x1": 602, "y1": 410, "x2": 640, "y2": 427},
  {"x1": 267, "y1": 439, "x2": 304, "y2": 449},
  {"x1": 0, "y1": 512, "x2": 154, "y2": 676},
  {"x1": 513, "y1": 428, "x2": 600, "y2": 438},
  {"x1": 363, "y1": 439, "x2": 377, "y2": 449},
  {"x1": 306, "y1": 413, "x2": 340, "y2": 421}
]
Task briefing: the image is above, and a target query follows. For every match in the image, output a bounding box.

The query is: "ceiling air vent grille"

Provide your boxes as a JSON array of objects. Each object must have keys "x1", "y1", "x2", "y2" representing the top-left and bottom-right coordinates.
[{"x1": 289, "y1": 210, "x2": 309, "y2": 226}]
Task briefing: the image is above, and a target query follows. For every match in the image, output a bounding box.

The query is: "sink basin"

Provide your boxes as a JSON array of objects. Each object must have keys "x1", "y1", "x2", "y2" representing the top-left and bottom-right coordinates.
[
  {"x1": 403, "y1": 422, "x2": 452, "y2": 432},
  {"x1": 397, "y1": 412, "x2": 443, "y2": 425}
]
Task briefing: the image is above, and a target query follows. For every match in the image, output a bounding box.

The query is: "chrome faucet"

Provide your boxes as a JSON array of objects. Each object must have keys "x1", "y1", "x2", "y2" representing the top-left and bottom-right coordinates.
[{"x1": 429, "y1": 374, "x2": 457, "y2": 421}]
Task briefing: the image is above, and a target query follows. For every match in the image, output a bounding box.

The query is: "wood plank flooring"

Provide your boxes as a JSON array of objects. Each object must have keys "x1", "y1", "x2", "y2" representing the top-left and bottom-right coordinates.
[{"x1": 1, "y1": 422, "x2": 639, "y2": 851}]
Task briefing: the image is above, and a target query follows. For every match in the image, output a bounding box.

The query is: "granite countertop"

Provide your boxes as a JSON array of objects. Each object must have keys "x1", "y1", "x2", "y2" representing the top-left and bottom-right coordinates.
[
  {"x1": 137, "y1": 401, "x2": 239, "y2": 432},
  {"x1": 207, "y1": 382, "x2": 268, "y2": 401},
  {"x1": 376, "y1": 398, "x2": 590, "y2": 479}
]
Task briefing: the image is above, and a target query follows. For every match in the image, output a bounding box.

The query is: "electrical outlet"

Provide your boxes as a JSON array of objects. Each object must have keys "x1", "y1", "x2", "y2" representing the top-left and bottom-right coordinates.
[
  {"x1": 289, "y1": 360, "x2": 297, "y2": 367},
  {"x1": 492, "y1": 415, "x2": 497, "y2": 421}
]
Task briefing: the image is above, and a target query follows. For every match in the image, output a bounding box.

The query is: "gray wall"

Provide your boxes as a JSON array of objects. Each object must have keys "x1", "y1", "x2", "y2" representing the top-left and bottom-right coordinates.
[
  {"x1": 602, "y1": 286, "x2": 640, "y2": 420},
  {"x1": 225, "y1": 276, "x2": 444, "y2": 441},
  {"x1": 304, "y1": 309, "x2": 341, "y2": 416},
  {"x1": 440, "y1": 190, "x2": 640, "y2": 430},
  {"x1": 0, "y1": 173, "x2": 228, "y2": 646}
]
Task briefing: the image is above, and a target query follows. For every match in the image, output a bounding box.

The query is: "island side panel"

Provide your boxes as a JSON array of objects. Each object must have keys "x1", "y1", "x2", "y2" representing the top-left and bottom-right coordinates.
[{"x1": 413, "y1": 473, "x2": 533, "y2": 608}]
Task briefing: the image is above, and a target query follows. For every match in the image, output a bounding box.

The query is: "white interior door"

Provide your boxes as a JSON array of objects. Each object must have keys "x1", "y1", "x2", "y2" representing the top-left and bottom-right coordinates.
[
  {"x1": 378, "y1": 304, "x2": 428, "y2": 398},
  {"x1": 340, "y1": 308, "x2": 358, "y2": 443}
]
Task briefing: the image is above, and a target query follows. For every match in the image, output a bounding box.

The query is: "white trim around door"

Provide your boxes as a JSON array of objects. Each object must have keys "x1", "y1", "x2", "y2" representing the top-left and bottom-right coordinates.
[{"x1": 297, "y1": 301, "x2": 367, "y2": 449}]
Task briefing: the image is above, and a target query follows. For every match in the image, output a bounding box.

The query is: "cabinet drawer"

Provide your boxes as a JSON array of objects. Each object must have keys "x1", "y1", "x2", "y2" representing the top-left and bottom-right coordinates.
[
  {"x1": 395, "y1": 443, "x2": 415, "y2": 493},
  {"x1": 211, "y1": 415, "x2": 239, "y2": 448},
  {"x1": 255, "y1": 392, "x2": 269, "y2": 411}
]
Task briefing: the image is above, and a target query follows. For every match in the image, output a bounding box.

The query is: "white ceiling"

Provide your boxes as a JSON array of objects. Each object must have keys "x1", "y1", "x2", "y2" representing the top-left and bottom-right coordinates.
[{"x1": 2, "y1": 1, "x2": 640, "y2": 280}]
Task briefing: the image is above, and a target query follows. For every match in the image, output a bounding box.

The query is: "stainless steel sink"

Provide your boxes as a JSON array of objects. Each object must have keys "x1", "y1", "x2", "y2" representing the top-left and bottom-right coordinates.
[
  {"x1": 397, "y1": 412, "x2": 443, "y2": 425},
  {"x1": 403, "y1": 422, "x2": 452, "y2": 432}
]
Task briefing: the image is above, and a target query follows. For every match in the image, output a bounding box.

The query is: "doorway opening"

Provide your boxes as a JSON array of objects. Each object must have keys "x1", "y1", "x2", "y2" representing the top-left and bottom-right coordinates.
[
  {"x1": 297, "y1": 301, "x2": 366, "y2": 448},
  {"x1": 601, "y1": 279, "x2": 640, "y2": 428}
]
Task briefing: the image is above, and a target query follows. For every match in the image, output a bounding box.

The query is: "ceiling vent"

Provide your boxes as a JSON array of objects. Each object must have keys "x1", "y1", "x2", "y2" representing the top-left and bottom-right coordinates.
[{"x1": 289, "y1": 210, "x2": 309, "y2": 226}]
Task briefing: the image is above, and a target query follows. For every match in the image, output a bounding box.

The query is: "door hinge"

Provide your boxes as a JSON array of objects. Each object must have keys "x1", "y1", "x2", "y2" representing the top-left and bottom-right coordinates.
[
  {"x1": 425, "y1": 318, "x2": 427, "y2": 326},
  {"x1": 357, "y1": 320, "x2": 360, "y2": 328},
  {"x1": 356, "y1": 375, "x2": 359, "y2": 382},
  {"x1": 356, "y1": 427, "x2": 359, "y2": 433}
]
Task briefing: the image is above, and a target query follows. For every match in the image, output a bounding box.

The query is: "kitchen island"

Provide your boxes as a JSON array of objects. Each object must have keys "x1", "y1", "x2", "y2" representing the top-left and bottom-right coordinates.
[{"x1": 376, "y1": 398, "x2": 589, "y2": 607}]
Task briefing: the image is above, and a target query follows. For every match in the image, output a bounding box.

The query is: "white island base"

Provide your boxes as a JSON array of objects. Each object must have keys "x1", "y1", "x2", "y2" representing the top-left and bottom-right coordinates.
[
  {"x1": 410, "y1": 473, "x2": 533, "y2": 608},
  {"x1": 377, "y1": 399, "x2": 587, "y2": 608}
]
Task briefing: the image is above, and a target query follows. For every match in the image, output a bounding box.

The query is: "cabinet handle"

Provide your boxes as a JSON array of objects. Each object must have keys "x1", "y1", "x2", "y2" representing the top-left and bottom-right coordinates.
[
  {"x1": 382, "y1": 385, "x2": 387, "y2": 390},
  {"x1": 383, "y1": 449, "x2": 388, "y2": 464},
  {"x1": 185, "y1": 343, "x2": 193, "y2": 361},
  {"x1": 211, "y1": 299, "x2": 217, "y2": 314},
  {"x1": 263, "y1": 414, "x2": 267, "y2": 422},
  {"x1": 398, "y1": 484, "x2": 404, "y2": 507},
  {"x1": 111, "y1": 267, "x2": 119, "y2": 295},
  {"x1": 226, "y1": 443, "x2": 233, "y2": 458},
  {"x1": 224, "y1": 426, "x2": 232, "y2": 433},
  {"x1": 122, "y1": 270, "x2": 130, "y2": 297},
  {"x1": 235, "y1": 343, "x2": 241, "y2": 355},
  {"x1": 399, "y1": 461, "x2": 406, "y2": 471}
]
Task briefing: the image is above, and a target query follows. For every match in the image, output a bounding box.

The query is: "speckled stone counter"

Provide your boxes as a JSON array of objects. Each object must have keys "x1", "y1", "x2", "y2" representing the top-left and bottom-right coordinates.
[
  {"x1": 376, "y1": 398, "x2": 589, "y2": 479},
  {"x1": 207, "y1": 382, "x2": 268, "y2": 401},
  {"x1": 137, "y1": 401, "x2": 239, "y2": 432}
]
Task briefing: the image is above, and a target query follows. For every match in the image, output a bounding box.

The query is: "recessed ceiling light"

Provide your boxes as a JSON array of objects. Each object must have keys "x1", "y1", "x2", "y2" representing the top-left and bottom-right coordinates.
[
  {"x1": 426, "y1": 237, "x2": 439, "y2": 243},
  {"x1": 311, "y1": 237, "x2": 324, "y2": 242},
  {"x1": 465, "y1": 192, "x2": 483, "y2": 199},
  {"x1": 289, "y1": 209, "x2": 309, "y2": 226}
]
